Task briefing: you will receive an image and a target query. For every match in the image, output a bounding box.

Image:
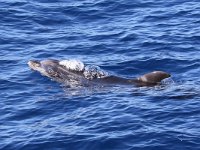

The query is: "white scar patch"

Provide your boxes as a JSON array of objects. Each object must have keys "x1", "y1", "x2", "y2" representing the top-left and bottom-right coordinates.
[{"x1": 59, "y1": 59, "x2": 85, "y2": 72}]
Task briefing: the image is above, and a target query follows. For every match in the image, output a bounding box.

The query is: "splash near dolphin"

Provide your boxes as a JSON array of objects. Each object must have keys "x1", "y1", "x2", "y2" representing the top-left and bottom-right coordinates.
[{"x1": 28, "y1": 59, "x2": 171, "y2": 87}]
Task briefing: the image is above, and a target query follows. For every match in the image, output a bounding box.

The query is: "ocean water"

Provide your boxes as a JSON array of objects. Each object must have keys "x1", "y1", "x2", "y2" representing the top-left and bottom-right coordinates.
[{"x1": 1, "y1": 0, "x2": 200, "y2": 149}]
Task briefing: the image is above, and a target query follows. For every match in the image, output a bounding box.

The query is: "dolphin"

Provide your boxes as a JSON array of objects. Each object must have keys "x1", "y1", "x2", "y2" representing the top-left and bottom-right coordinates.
[{"x1": 28, "y1": 59, "x2": 171, "y2": 87}]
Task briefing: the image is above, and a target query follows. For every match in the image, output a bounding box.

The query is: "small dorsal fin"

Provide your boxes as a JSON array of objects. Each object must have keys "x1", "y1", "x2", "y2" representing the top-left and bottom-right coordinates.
[{"x1": 137, "y1": 71, "x2": 171, "y2": 83}]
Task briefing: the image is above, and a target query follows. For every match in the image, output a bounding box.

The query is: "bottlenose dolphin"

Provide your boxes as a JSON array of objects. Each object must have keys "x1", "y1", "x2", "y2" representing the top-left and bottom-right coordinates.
[{"x1": 28, "y1": 59, "x2": 171, "y2": 87}]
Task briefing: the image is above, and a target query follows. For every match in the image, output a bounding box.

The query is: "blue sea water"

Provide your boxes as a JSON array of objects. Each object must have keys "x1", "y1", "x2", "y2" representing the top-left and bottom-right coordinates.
[{"x1": 1, "y1": 0, "x2": 200, "y2": 149}]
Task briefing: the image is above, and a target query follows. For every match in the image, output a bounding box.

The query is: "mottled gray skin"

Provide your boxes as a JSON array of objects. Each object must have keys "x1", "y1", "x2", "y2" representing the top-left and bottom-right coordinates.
[{"x1": 28, "y1": 59, "x2": 171, "y2": 87}]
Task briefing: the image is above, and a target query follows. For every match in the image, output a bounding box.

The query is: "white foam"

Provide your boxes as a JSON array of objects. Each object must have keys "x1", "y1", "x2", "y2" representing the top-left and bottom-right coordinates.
[
  {"x1": 59, "y1": 59, "x2": 109, "y2": 79},
  {"x1": 59, "y1": 59, "x2": 85, "y2": 71},
  {"x1": 83, "y1": 65, "x2": 108, "y2": 80}
]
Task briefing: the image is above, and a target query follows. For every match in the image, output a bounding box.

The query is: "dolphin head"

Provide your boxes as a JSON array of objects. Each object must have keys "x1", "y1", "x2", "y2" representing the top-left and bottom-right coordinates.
[
  {"x1": 28, "y1": 59, "x2": 60, "y2": 78},
  {"x1": 28, "y1": 59, "x2": 88, "y2": 87}
]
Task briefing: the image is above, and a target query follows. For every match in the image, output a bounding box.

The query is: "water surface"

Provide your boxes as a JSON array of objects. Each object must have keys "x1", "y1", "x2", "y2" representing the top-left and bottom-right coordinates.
[{"x1": 1, "y1": 0, "x2": 200, "y2": 149}]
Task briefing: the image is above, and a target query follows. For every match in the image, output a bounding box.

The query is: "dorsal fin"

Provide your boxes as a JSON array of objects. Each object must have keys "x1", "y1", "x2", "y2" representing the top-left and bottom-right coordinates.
[{"x1": 137, "y1": 71, "x2": 171, "y2": 83}]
